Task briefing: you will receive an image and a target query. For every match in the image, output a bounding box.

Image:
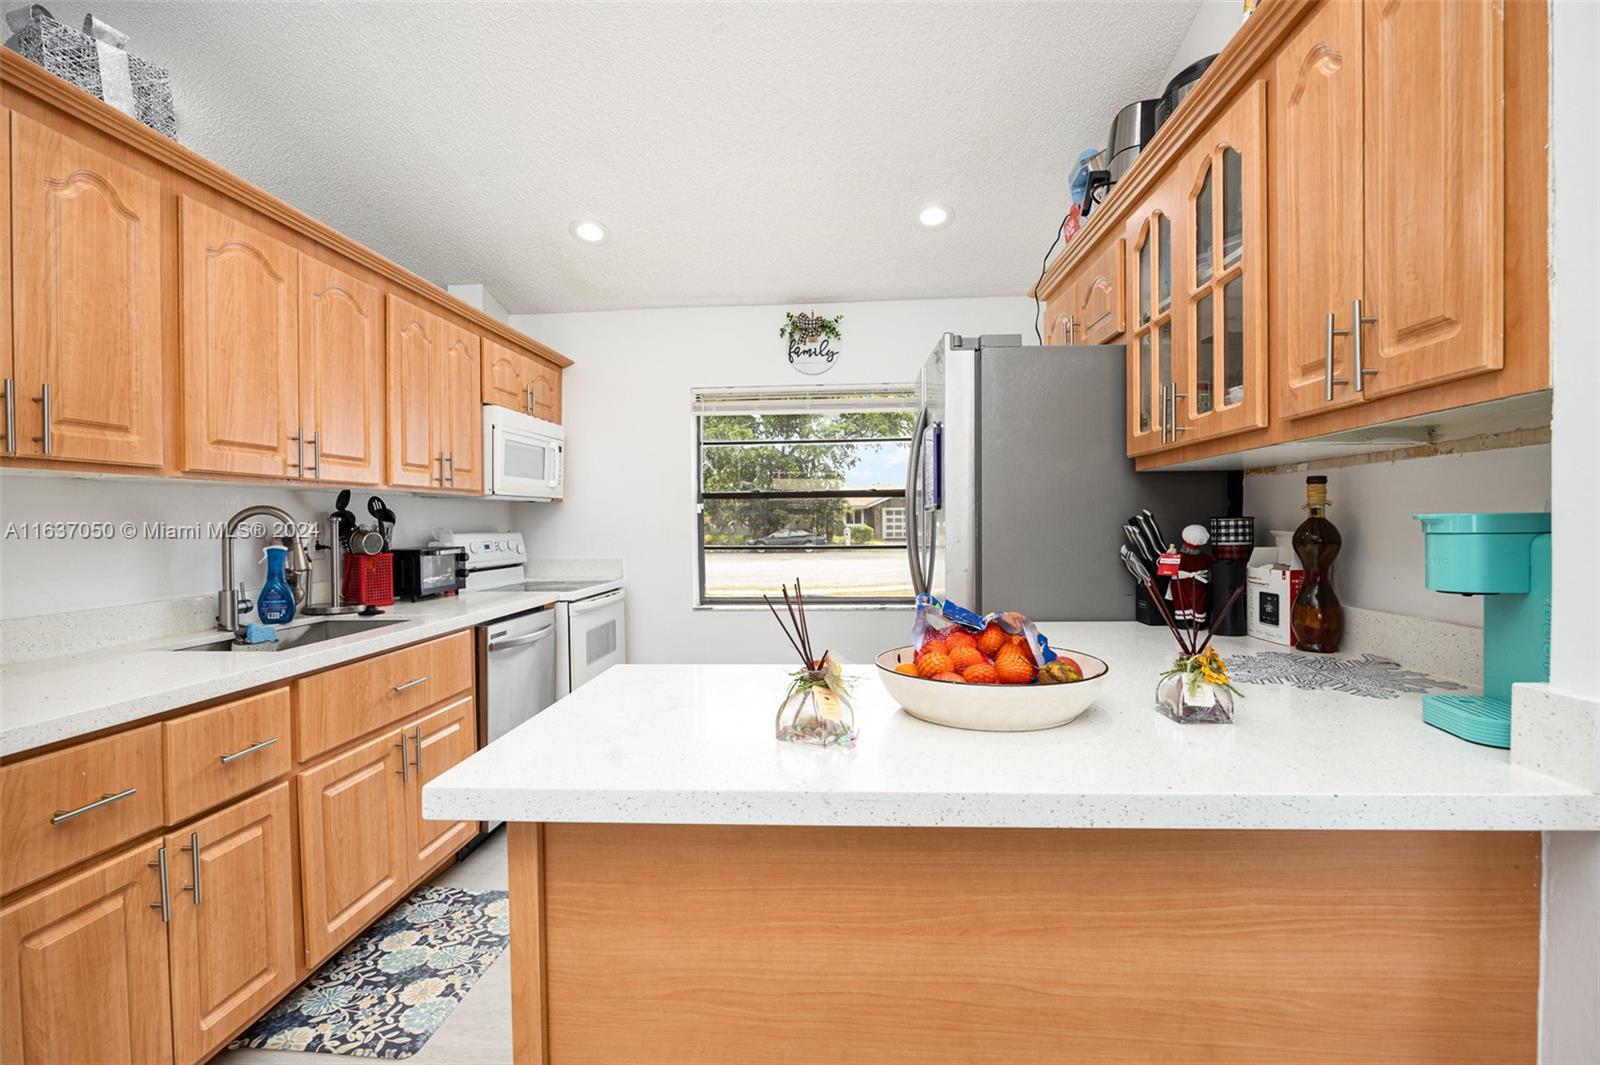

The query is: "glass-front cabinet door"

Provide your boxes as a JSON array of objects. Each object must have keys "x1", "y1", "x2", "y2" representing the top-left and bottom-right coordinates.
[
  {"x1": 1176, "y1": 80, "x2": 1269, "y2": 442},
  {"x1": 1125, "y1": 192, "x2": 1182, "y2": 457}
]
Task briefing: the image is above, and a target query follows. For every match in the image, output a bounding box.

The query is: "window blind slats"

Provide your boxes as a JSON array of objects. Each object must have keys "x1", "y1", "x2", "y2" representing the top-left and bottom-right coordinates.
[{"x1": 692, "y1": 383, "x2": 916, "y2": 416}]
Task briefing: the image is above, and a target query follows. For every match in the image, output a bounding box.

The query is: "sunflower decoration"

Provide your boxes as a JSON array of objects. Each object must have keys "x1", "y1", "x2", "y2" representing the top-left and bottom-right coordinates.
[{"x1": 1164, "y1": 646, "x2": 1245, "y2": 701}]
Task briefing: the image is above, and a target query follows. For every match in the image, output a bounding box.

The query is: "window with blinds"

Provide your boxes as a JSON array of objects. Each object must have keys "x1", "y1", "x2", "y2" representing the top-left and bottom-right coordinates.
[{"x1": 693, "y1": 384, "x2": 917, "y2": 604}]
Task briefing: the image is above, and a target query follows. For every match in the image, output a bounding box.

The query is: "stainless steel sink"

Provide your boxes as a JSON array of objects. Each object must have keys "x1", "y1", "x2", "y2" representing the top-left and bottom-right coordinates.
[{"x1": 172, "y1": 618, "x2": 406, "y2": 652}]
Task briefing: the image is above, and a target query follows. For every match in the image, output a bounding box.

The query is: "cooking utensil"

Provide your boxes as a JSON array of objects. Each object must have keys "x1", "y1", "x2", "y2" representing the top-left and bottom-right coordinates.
[
  {"x1": 367, "y1": 495, "x2": 396, "y2": 552},
  {"x1": 332, "y1": 489, "x2": 357, "y2": 550},
  {"x1": 1126, "y1": 517, "x2": 1160, "y2": 564},
  {"x1": 1120, "y1": 544, "x2": 1152, "y2": 585},
  {"x1": 348, "y1": 524, "x2": 386, "y2": 555},
  {"x1": 1136, "y1": 509, "x2": 1167, "y2": 554},
  {"x1": 1123, "y1": 524, "x2": 1153, "y2": 565}
]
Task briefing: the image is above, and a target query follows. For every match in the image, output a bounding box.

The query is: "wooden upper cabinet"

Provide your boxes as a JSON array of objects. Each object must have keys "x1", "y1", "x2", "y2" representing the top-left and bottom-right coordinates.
[
  {"x1": 527, "y1": 355, "x2": 562, "y2": 423},
  {"x1": 1360, "y1": 0, "x2": 1503, "y2": 398},
  {"x1": 296, "y1": 727, "x2": 409, "y2": 966},
  {"x1": 482, "y1": 337, "x2": 532, "y2": 413},
  {"x1": 1073, "y1": 237, "x2": 1126, "y2": 345},
  {"x1": 1, "y1": 109, "x2": 11, "y2": 457},
  {"x1": 165, "y1": 784, "x2": 296, "y2": 1065},
  {"x1": 387, "y1": 294, "x2": 441, "y2": 488},
  {"x1": 179, "y1": 197, "x2": 300, "y2": 477},
  {"x1": 1174, "y1": 79, "x2": 1269, "y2": 443},
  {"x1": 404, "y1": 694, "x2": 478, "y2": 881},
  {"x1": 300, "y1": 255, "x2": 384, "y2": 484},
  {"x1": 10, "y1": 113, "x2": 164, "y2": 467},
  {"x1": 440, "y1": 321, "x2": 482, "y2": 492},
  {"x1": 1124, "y1": 187, "x2": 1180, "y2": 457},
  {"x1": 0, "y1": 839, "x2": 174, "y2": 1065},
  {"x1": 1276, "y1": 0, "x2": 1366, "y2": 419}
]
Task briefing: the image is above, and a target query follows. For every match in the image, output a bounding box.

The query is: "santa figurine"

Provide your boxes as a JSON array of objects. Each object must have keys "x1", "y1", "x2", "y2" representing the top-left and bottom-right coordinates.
[{"x1": 1166, "y1": 524, "x2": 1214, "y2": 626}]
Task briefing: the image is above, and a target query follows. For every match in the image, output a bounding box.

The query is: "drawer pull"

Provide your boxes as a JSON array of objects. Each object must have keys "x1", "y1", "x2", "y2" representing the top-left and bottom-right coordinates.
[
  {"x1": 148, "y1": 845, "x2": 171, "y2": 923},
  {"x1": 220, "y1": 737, "x2": 278, "y2": 764},
  {"x1": 393, "y1": 676, "x2": 429, "y2": 693},
  {"x1": 396, "y1": 733, "x2": 410, "y2": 781},
  {"x1": 51, "y1": 786, "x2": 137, "y2": 825}
]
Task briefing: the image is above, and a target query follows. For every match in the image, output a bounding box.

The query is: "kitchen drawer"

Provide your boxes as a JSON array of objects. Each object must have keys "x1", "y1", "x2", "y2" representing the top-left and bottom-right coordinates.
[
  {"x1": 0, "y1": 724, "x2": 165, "y2": 896},
  {"x1": 163, "y1": 687, "x2": 292, "y2": 824},
  {"x1": 293, "y1": 631, "x2": 473, "y2": 761}
]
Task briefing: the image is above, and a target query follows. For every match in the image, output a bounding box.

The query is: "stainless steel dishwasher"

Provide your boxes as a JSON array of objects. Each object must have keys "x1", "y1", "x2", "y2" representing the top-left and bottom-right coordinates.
[{"x1": 473, "y1": 606, "x2": 558, "y2": 834}]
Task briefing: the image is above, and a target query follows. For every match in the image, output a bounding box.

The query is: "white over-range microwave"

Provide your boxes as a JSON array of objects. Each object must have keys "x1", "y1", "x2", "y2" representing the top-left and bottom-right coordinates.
[{"x1": 483, "y1": 406, "x2": 564, "y2": 501}]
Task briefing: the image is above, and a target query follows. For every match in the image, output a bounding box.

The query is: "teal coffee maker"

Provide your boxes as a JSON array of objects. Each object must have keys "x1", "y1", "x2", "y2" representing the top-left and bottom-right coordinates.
[{"x1": 1413, "y1": 513, "x2": 1551, "y2": 748}]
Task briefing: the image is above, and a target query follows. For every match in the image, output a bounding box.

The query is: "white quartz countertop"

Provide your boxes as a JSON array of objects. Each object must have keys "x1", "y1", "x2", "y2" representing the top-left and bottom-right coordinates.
[
  {"x1": 425, "y1": 622, "x2": 1598, "y2": 831},
  {"x1": 0, "y1": 584, "x2": 614, "y2": 757}
]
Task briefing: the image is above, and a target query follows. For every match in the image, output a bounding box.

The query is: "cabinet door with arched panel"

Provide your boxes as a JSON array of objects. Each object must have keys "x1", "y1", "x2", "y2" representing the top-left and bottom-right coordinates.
[
  {"x1": 1125, "y1": 188, "x2": 1183, "y2": 457},
  {"x1": 1177, "y1": 80, "x2": 1269, "y2": 443}
]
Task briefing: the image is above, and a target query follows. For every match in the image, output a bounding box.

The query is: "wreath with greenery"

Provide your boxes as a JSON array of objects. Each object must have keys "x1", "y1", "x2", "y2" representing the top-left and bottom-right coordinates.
[{"x1": 779, "y1": 311, "x2": 844, "y2": 345}]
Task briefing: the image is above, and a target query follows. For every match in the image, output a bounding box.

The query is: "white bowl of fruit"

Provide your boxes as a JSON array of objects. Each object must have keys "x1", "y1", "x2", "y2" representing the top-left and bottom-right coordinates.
[{"x1": 874, "y1": 624, "x2": 1108, "y2": 732}]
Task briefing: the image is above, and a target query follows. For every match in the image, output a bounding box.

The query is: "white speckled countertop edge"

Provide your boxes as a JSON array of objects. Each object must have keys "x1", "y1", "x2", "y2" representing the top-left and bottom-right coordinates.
[{"x1": 0, "y1": 584, "x2": 613, "y2": 757}]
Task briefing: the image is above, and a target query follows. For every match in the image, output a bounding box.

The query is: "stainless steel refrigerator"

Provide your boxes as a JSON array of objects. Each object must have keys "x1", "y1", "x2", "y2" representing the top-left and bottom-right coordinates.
[{"x1": 907, "y1": 333, "x2": 1229, "y2": 620}]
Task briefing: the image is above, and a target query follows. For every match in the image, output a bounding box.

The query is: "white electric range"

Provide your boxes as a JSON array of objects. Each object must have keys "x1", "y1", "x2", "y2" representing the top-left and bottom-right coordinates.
[{"x1": 442, "y1": 531, "x2": 626, "y2": 696}]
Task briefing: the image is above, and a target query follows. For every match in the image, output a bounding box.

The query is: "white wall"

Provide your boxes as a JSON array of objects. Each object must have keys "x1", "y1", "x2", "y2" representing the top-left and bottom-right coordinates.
[
  {"x1": 1162, "y1": 1, "x2": 1244, "y2": 85},
  {"x1": 509, "y1": 296, "x2": 1034, "y2": 664},
  {"x1": 1244, "y1": 446, "x2": 1553, "y2": 628},
  {"x1": 1540, "y1": 1, "x2": 1600, "y2": 1061},
  {"x1": 0, "y1": 474, "x2": 517, "y2": 619}
]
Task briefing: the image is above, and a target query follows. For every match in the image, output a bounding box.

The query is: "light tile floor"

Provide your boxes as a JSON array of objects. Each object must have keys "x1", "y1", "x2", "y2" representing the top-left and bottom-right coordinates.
[{"x1": 215, "y1": 829, "x2": 513, "y2": 1065}]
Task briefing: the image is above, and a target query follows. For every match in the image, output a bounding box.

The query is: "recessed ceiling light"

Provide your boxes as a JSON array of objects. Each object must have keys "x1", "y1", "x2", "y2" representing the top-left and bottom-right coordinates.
[
  {"x1": 918, "y1": 204, "x2": 952, "y2": 228},
  {"x1": 570, "y1": 220, "x2": 608, "y2": 243}
]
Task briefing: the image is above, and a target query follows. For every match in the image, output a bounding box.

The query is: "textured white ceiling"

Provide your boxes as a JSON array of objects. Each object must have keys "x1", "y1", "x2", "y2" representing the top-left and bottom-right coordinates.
[{"x1": 25, "y1": 1, "x2": 1200, "y2": 312}]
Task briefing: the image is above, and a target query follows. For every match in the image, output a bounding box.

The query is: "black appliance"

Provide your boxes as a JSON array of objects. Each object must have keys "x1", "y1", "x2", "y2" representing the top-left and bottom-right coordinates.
[{"x1": 392, "y1": 546, "x2": 466, "y2": 601}]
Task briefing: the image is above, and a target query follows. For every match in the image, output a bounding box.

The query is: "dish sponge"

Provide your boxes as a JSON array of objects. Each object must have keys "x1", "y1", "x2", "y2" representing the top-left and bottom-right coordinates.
[{"x1": 239, "y1": 623, "x2": 278, "y2": 645}]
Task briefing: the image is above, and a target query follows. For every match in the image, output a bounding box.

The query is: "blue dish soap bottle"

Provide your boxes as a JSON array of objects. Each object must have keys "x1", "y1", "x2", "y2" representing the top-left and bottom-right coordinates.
[{"x1": 257, "y1": 544, "x2": 297, "y2": 625}]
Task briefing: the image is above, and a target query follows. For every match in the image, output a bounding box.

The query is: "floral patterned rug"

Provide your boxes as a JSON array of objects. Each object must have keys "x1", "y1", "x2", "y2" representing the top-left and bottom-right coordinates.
[
  {"x1": 229, "y1": 885, "x2": 510, "y2": 1058},
  {"x1": 1227, "y1": 651, "x2": 1466, "y2": 700}
]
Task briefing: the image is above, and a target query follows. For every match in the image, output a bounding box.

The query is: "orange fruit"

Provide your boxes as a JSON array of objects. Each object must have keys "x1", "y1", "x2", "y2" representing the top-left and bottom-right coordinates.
[
  {"x1": 916, "y1": 651, "x2": 953, "y2": 678},
  {"x1": 932, "y1": 672, "x2": 966, "y2": 683},
  {"x1": 994, "y1": 644, "x2": 1037, "y2": 684},
  {"x1": 919, "y1": 637, "x2": 949, "y2": 658},
  {"x1": 962, "y1": 661, "x2": 999, "y2": 684},
  {"x1": 1055, "y1": 655, "x2": 1082, "y2": 675},
  {"x1": 976, "y1": 623, "x2": 1006, "y2": 656},
  {"x1": 894, "y1": 662, "x2": 919, "y2": 677},
  {"x1": 948, "y1": 644, "x2": 986, "y2": 671},
  {"x1": 946, "y1": 630, "x2": 978, "y2": 651}
]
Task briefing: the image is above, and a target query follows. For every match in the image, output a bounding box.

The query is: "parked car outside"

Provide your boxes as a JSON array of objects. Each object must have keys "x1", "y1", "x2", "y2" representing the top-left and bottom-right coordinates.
[{"x1": 746, "y1": 529, "x2": 828, "y2": 549}]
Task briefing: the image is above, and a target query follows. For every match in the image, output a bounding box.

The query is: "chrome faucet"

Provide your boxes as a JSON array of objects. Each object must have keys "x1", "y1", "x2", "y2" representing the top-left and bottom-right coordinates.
[{"x1": 218, "y1": 505, "x2": 311, "y2": 634}]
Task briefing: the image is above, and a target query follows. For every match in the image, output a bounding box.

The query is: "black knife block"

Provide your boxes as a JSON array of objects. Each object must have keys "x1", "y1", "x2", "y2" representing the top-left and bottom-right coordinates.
[{"x1": 1134, "y1": 576, "x2": 1169, "y2": 626}]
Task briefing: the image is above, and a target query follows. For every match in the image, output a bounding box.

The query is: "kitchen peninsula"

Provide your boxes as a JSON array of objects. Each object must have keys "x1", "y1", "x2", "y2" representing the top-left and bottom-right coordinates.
[{"x1": 425, "y1": 621, "x2": 1596, "y2": 1064}]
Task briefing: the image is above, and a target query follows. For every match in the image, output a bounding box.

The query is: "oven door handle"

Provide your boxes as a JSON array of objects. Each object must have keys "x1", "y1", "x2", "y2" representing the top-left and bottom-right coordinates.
[
  {"x1": 568, "y1": 591, "x2": 624, "y2": 617},
  {"x1": 488, "y1": 628, "x2": 554, "y2": 652}
]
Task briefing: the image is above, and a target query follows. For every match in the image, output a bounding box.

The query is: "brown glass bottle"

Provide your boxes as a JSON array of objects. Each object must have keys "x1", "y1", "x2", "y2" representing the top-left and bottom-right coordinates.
[{"x1": 1290, "y1": 475, "x2": 1343, "y2": 652}]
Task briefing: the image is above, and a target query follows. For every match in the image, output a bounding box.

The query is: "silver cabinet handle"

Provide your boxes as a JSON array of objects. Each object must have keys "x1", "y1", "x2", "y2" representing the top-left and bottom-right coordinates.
[
  {"x1": 309, "y1": 430, "x2": 321, "y2": 478},
  {"x1": 51, "y1": 786, "x2": 137, "y2": 824},
  {"x1": 435, "y1": 451, "x2": 445, "y2": 485},
  {"x1": 395, "y1": 732, "x2": 410, "y2": 781},
  {"x1": 1324, "y1": 312, "x2": 1350, "y2": 402},
  {"x1": 3, "y1": 377, "x2": 14, "y2": 453},
  {"x1": 1157, "y1": 383, "x2": 1168, "y2": 443},
  {"x1": 289, "y1": 429, "x2": 304, "y2": 473},
  {"x1": 1169, "y1": 389, "x2": 1188, "y2": 436},
  {"x1": 1351, "y1": 298, "x2": 1379, "y2": 392},
  {"x1": 393, "y1": 675, "x2": 429, "y2": 692},
  {"x1": 32, "y1": 383, "x2": 52, "y2": 455},
  {"x1": 524, "y1": 385, "x2": 533, "y2": 414},
  {"x1": 411, "y1": 725, "x2": 423, "y2": 778},
  {"x1": 488, "y1": 628, "x2": 553, "y2": 651},
  {"x1": 445, "y1": 451, "x2": 456, "y2": 486},
  {"x1": 148, "y1": 845, "x2": 171, "y2": 923},
  {"x1": 220, "y1": 737, "x2": 278, "y2": 764},
  {"x1": 180, "y1": 831, "x2": 201, "y2": 905}
]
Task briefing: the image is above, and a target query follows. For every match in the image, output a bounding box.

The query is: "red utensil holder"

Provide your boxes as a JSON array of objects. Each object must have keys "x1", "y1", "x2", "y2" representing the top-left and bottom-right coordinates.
[{"x1": 342, "y1": 553, "x2": 394, "y2": 606}]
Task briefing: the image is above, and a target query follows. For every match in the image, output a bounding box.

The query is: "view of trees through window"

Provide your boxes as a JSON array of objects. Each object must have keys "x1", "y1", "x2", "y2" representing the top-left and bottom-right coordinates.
[{"x1": 698, "y1": 405, "x2": 917, "y2": 602}]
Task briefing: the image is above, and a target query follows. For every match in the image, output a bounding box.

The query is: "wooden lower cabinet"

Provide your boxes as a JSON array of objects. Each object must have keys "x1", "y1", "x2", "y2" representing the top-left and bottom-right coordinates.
[
  {"x1": 296, "y1": 727, "x2": 410, "y2": 966},
  {"x1": 165, "y1": 784, "x2": 296, "y2": 1065},
  {"x1": 0, "y1": 838, "x2": 174, "y2": 1065},
  {"x1": 405, "y1": 695, "x2": 479, "y2": 881}
]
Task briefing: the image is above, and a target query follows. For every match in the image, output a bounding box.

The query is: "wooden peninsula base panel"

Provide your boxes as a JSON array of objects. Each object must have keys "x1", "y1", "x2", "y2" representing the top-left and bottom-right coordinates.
[{"x1": 507, "y1": 824, "x2": 1540, "y2": 1064}]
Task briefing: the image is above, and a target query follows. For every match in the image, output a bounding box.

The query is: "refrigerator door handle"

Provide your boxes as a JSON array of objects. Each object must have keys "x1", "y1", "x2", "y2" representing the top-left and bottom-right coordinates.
[{"x1": 905, "y1": 406, "x2": 929, "y2": 595}]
